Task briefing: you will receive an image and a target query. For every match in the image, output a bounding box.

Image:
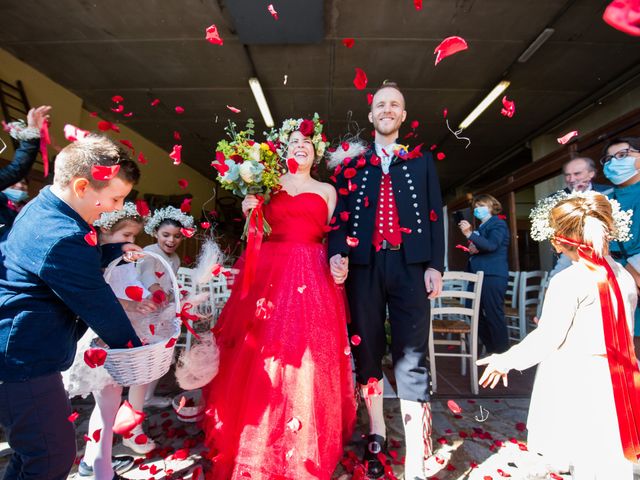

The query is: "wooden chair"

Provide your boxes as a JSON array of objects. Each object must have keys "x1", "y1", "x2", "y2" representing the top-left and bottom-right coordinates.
[
  {"x1": 428, "y1": 271, "x2": 484, "y2": 396},
  {"x1": 505, "y1": 270, "x2": 548, "y2": 342}
]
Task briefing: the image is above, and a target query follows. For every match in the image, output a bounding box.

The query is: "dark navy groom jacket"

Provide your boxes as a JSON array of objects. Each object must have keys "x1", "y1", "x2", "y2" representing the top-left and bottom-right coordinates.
[{"x1": 0, "y1": 186, "x2": 141, "y2": 382}]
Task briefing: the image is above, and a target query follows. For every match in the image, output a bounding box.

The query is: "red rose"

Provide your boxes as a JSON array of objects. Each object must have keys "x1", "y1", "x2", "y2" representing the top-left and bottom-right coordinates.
[{"x1": 298, "y1": 119, "x2": 315, "y2": 137}]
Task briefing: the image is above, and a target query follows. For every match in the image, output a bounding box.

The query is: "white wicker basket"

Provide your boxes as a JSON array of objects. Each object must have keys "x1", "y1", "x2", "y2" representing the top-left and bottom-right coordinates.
[
  {"x1": 172, "y1": 389, "x2": 205, "y2": 423},
  {"x1": 91, "y1": 251, "x2": 181, "y2": 387}
]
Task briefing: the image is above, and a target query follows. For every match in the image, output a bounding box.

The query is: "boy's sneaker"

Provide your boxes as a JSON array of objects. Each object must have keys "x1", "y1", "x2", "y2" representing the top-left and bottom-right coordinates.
[{"x1": 77, "y1": 455, "x2": 134, "y2": 476}]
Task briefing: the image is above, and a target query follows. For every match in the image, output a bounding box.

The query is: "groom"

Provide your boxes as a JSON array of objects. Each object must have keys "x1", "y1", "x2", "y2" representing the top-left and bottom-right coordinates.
[{"x1": 329, "y1": 82, "x2": 444, "y2": 480}]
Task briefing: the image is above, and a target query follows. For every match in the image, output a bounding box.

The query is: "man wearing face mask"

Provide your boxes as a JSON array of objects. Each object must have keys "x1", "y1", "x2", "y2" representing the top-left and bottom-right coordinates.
[
  {"x1": 458, "y1": 194, "x2": 510, "y2": 354},
  {"x1": 601, "y1": 136, "x2": 640, "y2": 359}
]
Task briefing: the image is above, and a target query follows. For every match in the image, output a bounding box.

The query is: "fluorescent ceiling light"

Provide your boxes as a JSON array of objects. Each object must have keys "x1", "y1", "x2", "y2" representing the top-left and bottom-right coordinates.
[
  {"x1": 248, "y1": 77, "x2": 274, "y2": 128},
  {"x1": 518, "y1": 28, "x2": 555, "y2": 63},
  {"x1": 458, "y1": 80, "x2": 511, "y2": 130}
]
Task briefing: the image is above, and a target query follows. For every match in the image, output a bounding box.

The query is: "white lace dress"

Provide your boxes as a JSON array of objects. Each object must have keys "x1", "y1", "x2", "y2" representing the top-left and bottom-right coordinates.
[
  {"x1": 490, "y1": 258, "x2": 637, "y2": 479},
  {"x1": 63, "y1": 262, "x2": 175, "y2": 398}
]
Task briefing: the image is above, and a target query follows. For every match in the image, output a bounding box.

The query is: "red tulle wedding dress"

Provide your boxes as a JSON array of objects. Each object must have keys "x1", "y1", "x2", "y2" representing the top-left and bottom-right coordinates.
[{"x1": 202, "y1": 190, "x2": 356, "y2": 480}]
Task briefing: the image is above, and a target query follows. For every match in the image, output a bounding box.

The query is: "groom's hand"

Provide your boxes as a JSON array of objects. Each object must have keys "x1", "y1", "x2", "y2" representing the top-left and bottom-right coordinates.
[
  {"x1": 424, "y1": 268, "x2": 442, "y2": 299},
  {"x1": 330, "y1": 254, "x2": 349, "y2": 284}
]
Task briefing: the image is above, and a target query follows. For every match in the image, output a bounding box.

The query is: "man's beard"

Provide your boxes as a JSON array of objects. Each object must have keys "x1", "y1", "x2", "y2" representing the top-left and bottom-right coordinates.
[{"x1": 372, "y1": 117, "x2": 401, "y2": 136}]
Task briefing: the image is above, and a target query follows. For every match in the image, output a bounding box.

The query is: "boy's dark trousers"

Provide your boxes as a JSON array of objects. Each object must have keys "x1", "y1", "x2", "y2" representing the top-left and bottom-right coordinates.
[{"x1": 0, "y1": 372, "x2": 76, "y2": 480}]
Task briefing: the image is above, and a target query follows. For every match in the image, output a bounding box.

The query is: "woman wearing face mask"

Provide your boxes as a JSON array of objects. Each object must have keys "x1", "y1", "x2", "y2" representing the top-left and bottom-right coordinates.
[
  {"x1": 601, "y1": 136, "x2": 640, "y2": 358},
  {"x1": 458, "y1": 194, "x2": 510, "y2": 354}
]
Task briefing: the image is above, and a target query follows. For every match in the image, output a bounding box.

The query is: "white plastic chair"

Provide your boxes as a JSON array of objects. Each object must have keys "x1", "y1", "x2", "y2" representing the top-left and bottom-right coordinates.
[
  {"x1": 428, "y1": 271, "x2": 484, "y2": 396},
  {"x1": 505, "y1": 270, "x2": 548, "y2": 341}
]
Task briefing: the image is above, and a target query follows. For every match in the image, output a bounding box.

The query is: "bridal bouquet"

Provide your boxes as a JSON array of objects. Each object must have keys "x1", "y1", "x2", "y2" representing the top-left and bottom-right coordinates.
[{"x1": 212, "y1": 119, "x2": 285, "y2": 297}]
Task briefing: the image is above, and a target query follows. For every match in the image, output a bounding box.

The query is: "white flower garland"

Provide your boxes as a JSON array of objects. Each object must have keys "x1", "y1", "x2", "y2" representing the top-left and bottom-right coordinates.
[
  {"x1": 144, "y1": 206, "x2": 195, "y2": 236},
  {"x1": 266, "y1": 112, "x2": 327, "y2": 159},
  {"x1": 94, "y1": 202, "x2": 145, "y2": 230},
  {"x1": 529, "y1": 190, "x2": 632, "y2": 242}
]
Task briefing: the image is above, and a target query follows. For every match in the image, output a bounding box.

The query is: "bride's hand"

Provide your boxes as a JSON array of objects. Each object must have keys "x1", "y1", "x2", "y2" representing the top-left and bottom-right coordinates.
[
  {"x1": 241, "y1": 194, "x2": 259, "y2": 217},
  {"x1": 476, "y1": 355, "x2": 509, "y2": 389},
  {"x1": 330, "y1": 254, "x2": 348, "y2": 284}
]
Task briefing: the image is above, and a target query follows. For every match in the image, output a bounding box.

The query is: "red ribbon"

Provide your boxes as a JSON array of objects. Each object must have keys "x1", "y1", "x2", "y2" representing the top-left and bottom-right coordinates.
[
  {"x1": 177, "y1": 302, "x2": 200, "y2": 340},
  {"x1": 40, "y1": 120, "x2": 51, "y2": 178},
  {"x1": 241, "y1": 195, "x2": 265, "y2": 298},
  {"x1": 554, "y1": 235, "x2": 640, "y2": 461}
]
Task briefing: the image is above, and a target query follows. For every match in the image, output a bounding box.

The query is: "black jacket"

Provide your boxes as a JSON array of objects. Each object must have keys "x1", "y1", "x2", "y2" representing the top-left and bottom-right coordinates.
[{"x1": 328, "y1": 147, "x2": 445, "y2": 272}]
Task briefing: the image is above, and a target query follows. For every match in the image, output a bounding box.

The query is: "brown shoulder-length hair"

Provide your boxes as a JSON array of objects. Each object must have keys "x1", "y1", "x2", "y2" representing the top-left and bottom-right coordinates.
[{"x1": 472, "y1": 194, "x2": 502, "y2": 215}]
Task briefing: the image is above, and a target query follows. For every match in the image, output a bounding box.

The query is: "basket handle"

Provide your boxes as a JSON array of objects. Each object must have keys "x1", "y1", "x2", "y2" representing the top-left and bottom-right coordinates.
[{"x1": 104, "y1": 251, "x2": 181, "y2": 317}]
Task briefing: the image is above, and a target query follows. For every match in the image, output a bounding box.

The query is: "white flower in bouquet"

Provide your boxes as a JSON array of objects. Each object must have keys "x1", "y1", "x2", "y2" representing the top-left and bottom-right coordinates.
[
  {"x1": 238, "y1": 161, "x2": 255, "y2": 183},
  {"x1": 249, "y1": 143, "x2": 261, "y2": 162}
]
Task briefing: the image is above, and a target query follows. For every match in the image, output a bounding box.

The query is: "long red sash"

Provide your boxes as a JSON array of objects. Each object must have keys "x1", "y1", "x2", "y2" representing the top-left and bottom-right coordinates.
[
  {"x1": 40, "y1": 121, "x2": 51, "y2": 178},
  {"x1": 554, "y1": 235, "x2": 640, "y2": 461},
  {"x1": 241, "y1": 196, "x2": 265, "y2": 298}
]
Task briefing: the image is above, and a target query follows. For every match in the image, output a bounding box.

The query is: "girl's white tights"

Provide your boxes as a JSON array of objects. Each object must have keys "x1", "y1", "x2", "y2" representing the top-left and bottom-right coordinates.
[
  {"x1": 83, "y1": 384, "x2": 123, "y2": 480},
  {"x1": 128, "y1": 383, "x2": 148, "y2": 413}
]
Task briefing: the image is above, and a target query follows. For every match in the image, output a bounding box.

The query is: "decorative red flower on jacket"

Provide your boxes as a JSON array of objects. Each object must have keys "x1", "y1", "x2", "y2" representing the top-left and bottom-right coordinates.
[{"x1": 298, "y1": 119, "x2": 315, "y2": 137}]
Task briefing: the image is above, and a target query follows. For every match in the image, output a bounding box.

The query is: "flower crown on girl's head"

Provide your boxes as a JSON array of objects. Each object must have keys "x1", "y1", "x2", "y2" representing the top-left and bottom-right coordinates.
[
  {"x1": 529, "y1": 190, "x2": 633, "y2": 243},
  {"x1": 267, "y1": 112, "x2": 328, "y2": 160},
  {"x1": 144, "y1": 206, "x2": 195, "y2": 236},
  {"x1": 94, "y1": 202, "x2": 145, "y2": 230}
]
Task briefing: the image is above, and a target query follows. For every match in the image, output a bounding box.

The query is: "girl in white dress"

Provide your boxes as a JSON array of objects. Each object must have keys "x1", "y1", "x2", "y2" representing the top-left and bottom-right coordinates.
[
  {"x1": 477, "y1": 192, "x2": 640, "y2": 479},
  {"x1": 124, "y1": 206, "x2": 194, "y2": 451},
  {"x1": 64, "y1": 203, "x2": 157, "y2": 480}
]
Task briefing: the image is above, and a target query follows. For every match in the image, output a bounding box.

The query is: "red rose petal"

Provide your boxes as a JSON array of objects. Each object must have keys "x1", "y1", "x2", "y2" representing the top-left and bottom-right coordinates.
[
  {"x1": 176, "y1": 395, "x2": 187, "y2": 413},
  {"x1": 150, "y1": 98, "x2": 160, "y2": 107},
  {"x1": 205, "y1": 24, "x2": 224, "y2": 45},
  {"x1": 134, "y1": 433, "x2": 148, "y2": 445},
  {"x1": 434, "y1": 36, "x2": 469, "y2": 65},
  {"x1": 267, "y1": 3, "x2": 278, "y2": 20},
  {"x1": 165, "y1": 337, "x2": 177, "y2": 348},
  {"x1": 137, "y1": 152, "x2": 148, "y2": 164},
  {"x1": 155, "y1": 271, "x2": 165, "y2": 279},
  {"x1": 152, "y1": 290, "x2": 167, "y2": 305},
  {"x1": 123, "y1": 112, "x2": 133, "y2": 117},
  {"x1": 414, "y1": 0, "x2": 423, "y2": 10},
  {"x1": 346, "y1": 236, "x2": 359, "y2": 247},
  {"x1": 226, "y1": 105, "x2": 241, "y2": 113},
  {"x1": 353, "y1": 68, "x2": 368, "y2": 90},
  {"x1": 173, "y1": 131, "x2": 181, "y2": 141},
  {"x1": 497, "y1": 469, "x2": 511, "y2": 477},
  {"x1": 201, "y1": 221, "x2": 211, "y2": 229},
  {"x1": 135, "y1": 199, "x2": 150, "y2": 217},
  {"x1": 364, "y1": 196, "x2": 370, "y2": 207},
  {"x1": 112, "y1": 95, "x2": 124, "y2": 103},
  {"x1": 125, "y1": 286, "x2": 144, "y2": 302},
  {"x1": 92, "y1": 428, "x2": 102, "y2": 442},
  {"x1": 149, "y1": 324, "x2": 155, "y2": 335},
  {"x1": 212, "y1": 264, "x2": 222, "y2": 276},
  {"x1": 175, "y1": 106, "x2": 185, "y2": 114},
  {"x1": 68, "y1": 411, "x2": 80, "y2": 422},
  {"x1": 410, "y1": 120, "x2": 419, "y2": 129},
  {"x1": 436, "y1": 152, "x2": 446, "y2": 161},
  {"x1": 557, "y1": 130, "x2": 579, "y2": 144},
  {"x1": 286, "y1": 158, "x2": 298, "y2": 174},
  {"x1": 603, "y1": 0, "x2": 640, "y2": 36},
  {"x1": 178, "y1": 178, "x2": 189, "y2": 189},
  {"x1": 350, "y1": 335, "x2": 361, "y2": 346},
  {"x1": 169, "y1": 144, "x2": 182, "y2": 165},
  {"x1": 367, "y1": 93, "x2": 374, "y2": 105},
  {"x1": 340, "y1": 211, "x2": 350, "y2": 222},
  {"x1": 111, "y1": 104, "x2": 124, "y2": 113},
  {"x1": 119, "y1": 139, "x2": 134, "y2": 151},
  {"x1": 91, "y1": 165, "x2": 120, "y2": 181},
  {"x1": 456, "y1": 244, "x2": 471, "y2": 253},
  {"x1": 342, "y1": 38, "x2": 355, "y2": 48},
  {"x1": 447, "y1": 399, "x2": 462, "y2": 414},
  {"x1": 343, "y1": 167, "x2": 357, "y2": 179},
  {"x1": 515, "y1": 422, "x2": 526, "y2": 432},
  {"x1": 180, "y1": 227, "x2": 196, "y2": 238},
  {"x1": 501, "y1": 96, "x2": 516, "y2": 118},
  {"x1": 430, "y1": 209, "x2": 438, "y2": 221},
  {"x1": 83, "y1": 348, "x2": 107, "y2": 368}
]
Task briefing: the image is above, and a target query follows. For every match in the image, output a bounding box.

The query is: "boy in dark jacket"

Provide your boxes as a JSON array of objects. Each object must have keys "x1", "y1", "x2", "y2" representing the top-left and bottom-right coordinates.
[{"x1": 0, "y1": 134, "x2": 143, "y2": 480}]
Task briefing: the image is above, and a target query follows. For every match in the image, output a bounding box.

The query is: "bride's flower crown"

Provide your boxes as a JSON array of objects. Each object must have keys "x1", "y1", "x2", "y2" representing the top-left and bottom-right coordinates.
[
  {"x1": 144, "y1": 206, "x2": 194, "y2": 236},
  {"x1": 529, "y1": 190, "x2": 632, "y2": 242},
  {"x1": 267, "y1": 113, "x2": 327, "y2": 159},
  {"x1": 94, "y1": 202, "x2": 144, "y2": 230}
]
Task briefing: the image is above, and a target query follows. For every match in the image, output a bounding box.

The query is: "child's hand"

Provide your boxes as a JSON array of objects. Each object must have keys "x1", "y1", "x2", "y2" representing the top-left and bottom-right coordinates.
[
  {"x1": 122, "y1": 243, "x2": 144, "y2": 262},
  {"x1": 476, "y1": 355, "x2": 510, "y2": 389},
  {"x1": 136, "y1": 298, "x2": 159, "y2": 315}
]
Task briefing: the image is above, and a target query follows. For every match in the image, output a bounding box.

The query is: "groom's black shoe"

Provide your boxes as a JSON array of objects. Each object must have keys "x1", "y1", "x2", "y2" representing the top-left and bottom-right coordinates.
[{"x1": 362, "y1": 433, "x2": 387, "y2": 479}]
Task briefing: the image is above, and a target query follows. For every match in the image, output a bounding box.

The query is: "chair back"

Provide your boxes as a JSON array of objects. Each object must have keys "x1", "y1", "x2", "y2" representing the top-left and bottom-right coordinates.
[
  {"x1": 505, "y1": 271, "x2": 520, "y2": 309},
  {"x1": 432, "y1": 271, "x2": 484, "y2": 332}
]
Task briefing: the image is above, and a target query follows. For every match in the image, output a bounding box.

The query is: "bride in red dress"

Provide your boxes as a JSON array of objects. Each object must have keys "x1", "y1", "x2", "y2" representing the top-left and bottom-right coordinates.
[{"x1": 201, "y1": 117, "x2": 356, "y2": 480}]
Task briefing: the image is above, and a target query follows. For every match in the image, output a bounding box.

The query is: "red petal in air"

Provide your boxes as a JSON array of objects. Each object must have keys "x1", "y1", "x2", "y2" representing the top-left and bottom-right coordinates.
[
  {"x1": 135, "y1": 199, "x2": 150, "y2": 217},
  {"x1": 111, "y1": 104, "x2": 124, "y2": 113},
  {"x1": 338, "y1": 188, "x2": 349, "y2": 196},
  {"x1": 346, "y1": 236, "x2": 359, "y2": 247},
  {"x1": 68, "y1": 411, "x2": 80, "y2": 423},
  {"x1": 350, "y1": 335, "x2": 361, "y2": 346},
  {"x1": 364, "y1": 196, "x2": 370, "y2": 207},
  {"x1": 430, "y1": 209, "x2": 438, "y2": 221},
  {"x1": 180, "y1": 197, "x2": 192, "y2": 212},
  {"x1": 173, "y1": 131, "x2": 181, "y2": 141},
  {"x1": 112, "y1": 95, "x2": 124, "y2": 103},
  {"x1": 150, "y1": 98, "x2": 160, "y2": 107},
  {"x1": 205, "y1": 24, "x2": 224, "y2": 45},
  {"x1": 170, "y1": 144, "x2": 182, "y2": 165},
  {"x1": 370, "y1": 155, "x2": 381, "y2": 166},
  {"x1": 343, "y1": 167, "x2": 357, "y2": 179},
  {"x1": 84, "y1": 225, "x2": 98, "y2": 246},
  {"x1": 175, "y1": 106, "x2": 185, "y2": 114},
  {"x1": 342, "y1": 38, "x2": 355, "y2": 48},
  {"x1": 137, "y1": 152, "x2": 148, "y2": 164},
  {"x1": 83, "y1": 348, "x2": 107, "y2": 368},
  {"x1": 97, "y1": 121, "x2": 112, "y2": 132},
  {"x1": 152, "y1": 290, "x2": 167, "y2": 305},
  {"x1": 165, "y1": 337, "x2": 177, "y2": 348},
  {"x1": 434, "y1": 36, "x2": 469, "y2": 65},
  {"x1": 201, "y1": 221, "x2": 211, "y2": 229},
  {"x1": 414, "y1": 0, "x2": 423, "y2": 10},
  {"x1": 180, "y1": 227, "x2": 196, "y2": 238},
  {"x1": 367, "y1": 93, "x2": 374, "y2": 105},
  {"x1": 267, "y1": 4, "x2": 278, "y2": 20},
  {"x1": 353, "y1": 68, "x2": 368, "y2": 90},
  {"x1": 226, "y1": 105, "x2": 241, "y2": 113},
  {"x1": 500, "y1": 96, "x2": 516, "y2": 118},
  {"x1": 436, "y1": 152, "x2": 446, "y2": 161},
  {"x1": 63, "y1": 124, "x2": 89, "y2": 142},
  {"x1": 125, "y1": 286, "x2": 144, "y2": 302},
  {"x1": 410, "y1": 120, "x2": 419, "y2": 129},
  {"x1": 286, "y1": 158, "x2": 298, "y2": 173},
  {"x1": 340, "y1": 211, "x2": 350, "y2": 222},
  {"x1": 119, "y1": 139, "x2": 134, "y2": 151},
  {"x1": 399, "y1": 227, "x2": 412, "y2": 234},
  {"x1": 91, "y1": 165, "x2": 120, "y2": 181},
  {"x1": 178, "y1": 178, "x2": 189, "y2": 189},
  {"x1": 603, "y1": 0, "x2": 640, "y2": 36},
  {"x1": 443, "y1": 108, "x2": 449, "y2": 118},
  {"x1": 557, "y1": 130, "x2": 579, "y2": 144},
  {"x1": 123, "y1": 112, "x2": 133, "y2": 117}
]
